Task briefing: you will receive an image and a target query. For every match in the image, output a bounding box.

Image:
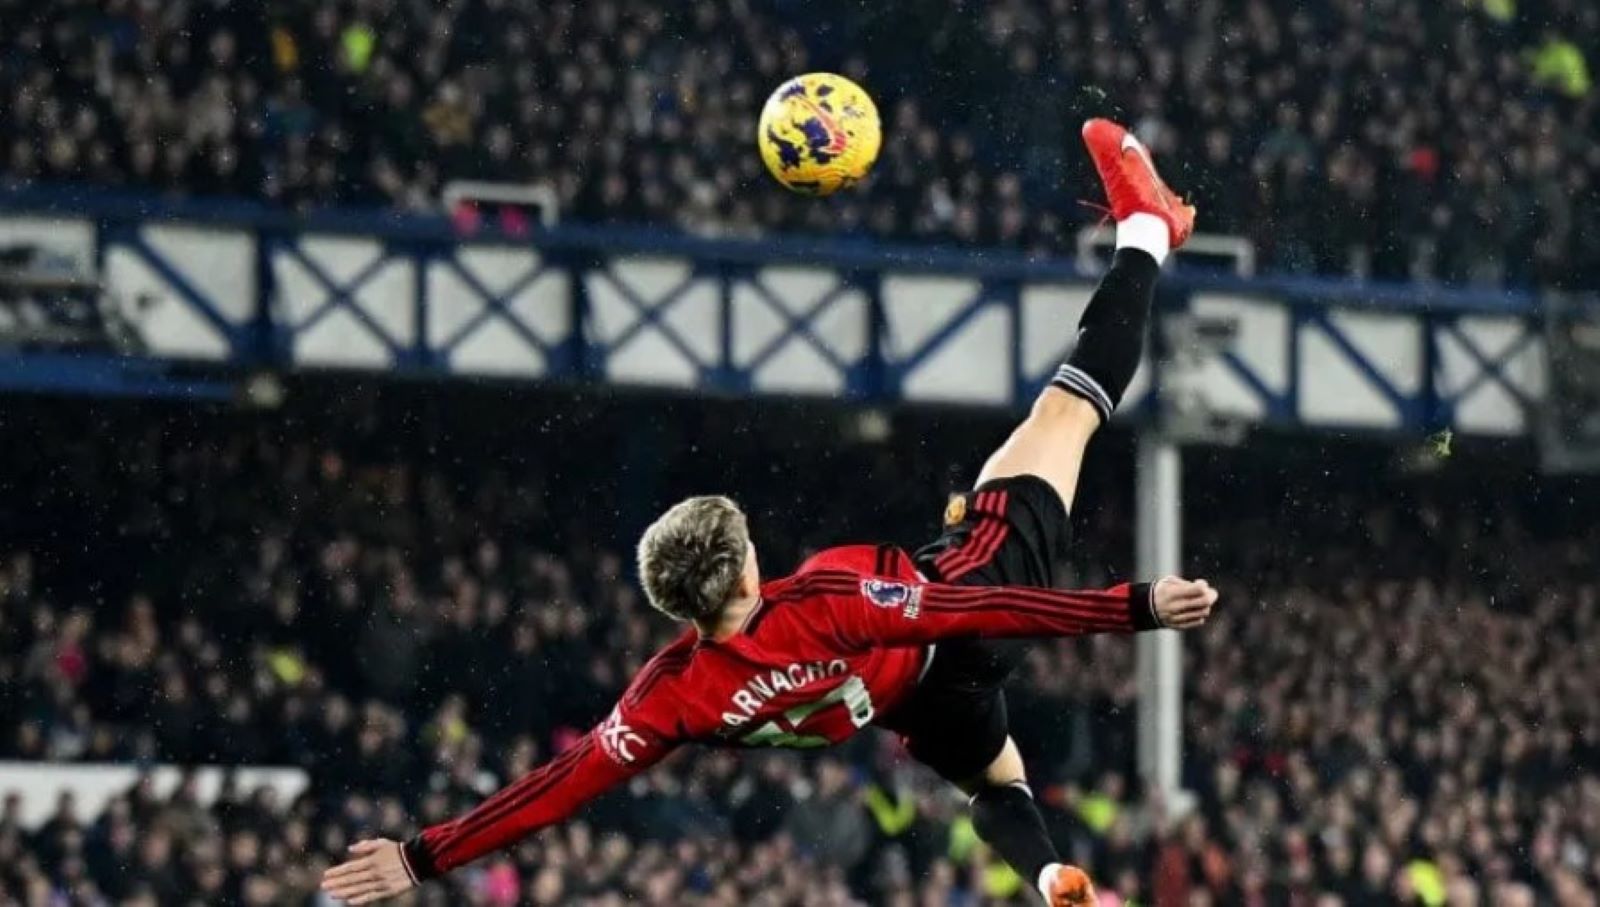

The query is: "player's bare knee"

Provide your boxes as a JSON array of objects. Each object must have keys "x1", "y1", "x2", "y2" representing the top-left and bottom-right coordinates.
[
  {"x1": 980, "y1": 737, "x2": 1028, "y2": 787},
  {"x1": 953, "y1": 738, "x2": 1027, "y2": 794}
]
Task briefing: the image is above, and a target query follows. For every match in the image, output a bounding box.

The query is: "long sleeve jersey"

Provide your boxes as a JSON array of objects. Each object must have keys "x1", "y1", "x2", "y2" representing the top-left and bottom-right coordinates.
[{"x1": 400, "y1": 544, "x2": 1161, "y2": 880}]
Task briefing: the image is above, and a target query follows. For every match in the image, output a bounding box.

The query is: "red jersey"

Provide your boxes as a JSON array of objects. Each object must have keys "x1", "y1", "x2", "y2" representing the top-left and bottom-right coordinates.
[{"x1": 400, "y1": 544, "x2": 1157, "y2": 881}]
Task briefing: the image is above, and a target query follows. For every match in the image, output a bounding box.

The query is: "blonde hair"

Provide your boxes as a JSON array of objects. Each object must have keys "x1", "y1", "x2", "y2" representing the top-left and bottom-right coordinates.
[{"x1": 636, "y1": 496, "x2": 750, "y2": 622}]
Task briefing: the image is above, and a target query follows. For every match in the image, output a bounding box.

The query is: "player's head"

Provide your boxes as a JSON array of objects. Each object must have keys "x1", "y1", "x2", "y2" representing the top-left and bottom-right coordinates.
[{"x1": 636, "y1": 495, "x2": 759, "y2": 623}]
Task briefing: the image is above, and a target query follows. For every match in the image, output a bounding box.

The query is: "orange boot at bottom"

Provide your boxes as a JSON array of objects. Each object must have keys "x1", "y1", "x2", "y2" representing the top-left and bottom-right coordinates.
[{"x1": 1045, "y1": 864, "x2": 1098, "y2": 906}]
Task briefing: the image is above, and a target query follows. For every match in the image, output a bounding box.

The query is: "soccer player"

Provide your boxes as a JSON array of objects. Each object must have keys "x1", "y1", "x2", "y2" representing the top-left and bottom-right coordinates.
[{"x1": 321, "y1": 118, "x2": 1204, "y2": 906}]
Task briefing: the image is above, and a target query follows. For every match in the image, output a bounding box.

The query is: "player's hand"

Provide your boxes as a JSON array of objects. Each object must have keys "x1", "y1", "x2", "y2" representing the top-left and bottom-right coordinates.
[
  {"x1": 1153, "y1": 577, "x2": 1217, "y2": 629},
  {"x1": 320, "y1": 838, "x2": 417, "y2": 904}
]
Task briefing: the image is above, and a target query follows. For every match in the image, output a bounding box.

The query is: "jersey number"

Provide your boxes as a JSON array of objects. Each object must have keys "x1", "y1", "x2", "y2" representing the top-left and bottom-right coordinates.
[{"x1": 740, "y1": 675, "x2": 875, "y2": 748}]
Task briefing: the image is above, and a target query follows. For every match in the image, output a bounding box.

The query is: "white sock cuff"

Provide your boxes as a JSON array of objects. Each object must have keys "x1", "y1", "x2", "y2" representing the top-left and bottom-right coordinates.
[
  {"x1": 1115, "y1": 211, "x2": 1170, "y2": 265},
  {"x1": 1038, "y1": 864, "x2": 1062, "y2": 901}
]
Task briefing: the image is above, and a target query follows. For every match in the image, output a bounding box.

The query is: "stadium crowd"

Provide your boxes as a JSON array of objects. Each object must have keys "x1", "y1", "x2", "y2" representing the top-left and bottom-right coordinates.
[
  {"x1": 1, "y1": 0, "x2": 1598, "y2": 290},
  {"x1": 0, "y1": 390, "x2": 1596, "y2": 906}
]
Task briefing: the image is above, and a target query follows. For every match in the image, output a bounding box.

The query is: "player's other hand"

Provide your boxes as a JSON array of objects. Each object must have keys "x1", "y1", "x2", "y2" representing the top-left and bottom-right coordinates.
[
  {"x1": 1153, "y1": 577, "x2": 1217, "y2": 629},
  {"x1": 320, "y1": 838, "x2": 417, "y2": 904}
]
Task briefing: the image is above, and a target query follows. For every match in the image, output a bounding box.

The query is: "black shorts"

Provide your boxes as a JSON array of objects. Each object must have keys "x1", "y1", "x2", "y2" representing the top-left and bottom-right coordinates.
[{"x1": 880, "y1": 474, "x2": 1072, "y2": 783}]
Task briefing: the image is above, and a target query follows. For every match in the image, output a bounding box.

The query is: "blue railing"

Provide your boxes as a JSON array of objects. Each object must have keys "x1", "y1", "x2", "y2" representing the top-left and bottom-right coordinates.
[
  {"x1": 0, "y1": 182, "x2": 1545, "y2": 310},
  {"x1": 0, "y1": 184, "x2": 1557, "y2": 436}
]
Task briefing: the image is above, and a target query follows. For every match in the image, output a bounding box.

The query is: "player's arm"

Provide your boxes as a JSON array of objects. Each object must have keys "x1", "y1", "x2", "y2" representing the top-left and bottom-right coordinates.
[
  {"x1": 320, "y1": 705, "x2": 676, "y2": 904},
  {"x1": 828, "y1": 572, "x2": 1216, "y2": 649}
]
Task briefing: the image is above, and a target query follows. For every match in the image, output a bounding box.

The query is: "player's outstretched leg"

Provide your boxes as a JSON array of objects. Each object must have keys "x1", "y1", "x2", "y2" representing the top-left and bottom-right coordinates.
[
  {"x1": 974, "y1": 118, "x2": 1196, "y2": 513},
  {"x1": 954, "y1": 120, "x2": 1194, "y2": 905}
]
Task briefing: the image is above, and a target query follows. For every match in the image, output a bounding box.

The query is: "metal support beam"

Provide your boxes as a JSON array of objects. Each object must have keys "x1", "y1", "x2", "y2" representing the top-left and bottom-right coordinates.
[{"x1": 1136, "y1": 434, "x2": 1183, "y2": 797}]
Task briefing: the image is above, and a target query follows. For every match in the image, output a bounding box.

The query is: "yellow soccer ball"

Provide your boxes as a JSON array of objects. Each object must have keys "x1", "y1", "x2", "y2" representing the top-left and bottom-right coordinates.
[{"x1": 757, "y1": 73, "x2": 881, "y2": 196}]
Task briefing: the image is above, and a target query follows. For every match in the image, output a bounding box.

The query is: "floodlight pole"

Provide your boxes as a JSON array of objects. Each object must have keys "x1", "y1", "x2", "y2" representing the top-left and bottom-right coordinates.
[{"x1": 1135, "y1": 433, "x2": 1183, "y2": 799}]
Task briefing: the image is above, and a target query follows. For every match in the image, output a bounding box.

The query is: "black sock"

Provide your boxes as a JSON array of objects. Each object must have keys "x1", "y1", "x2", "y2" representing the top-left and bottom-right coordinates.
[
  {"x1": 1050, "y1": 247, "x2": 1161, "y2": 423},
  {"x1": 970, "y1": 782, "x2": 1059, "y2": 888}
]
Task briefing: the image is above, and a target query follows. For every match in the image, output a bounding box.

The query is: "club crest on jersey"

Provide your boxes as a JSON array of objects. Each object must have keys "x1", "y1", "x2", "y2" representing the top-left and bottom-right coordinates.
[
  {"x1": 944, "y1": 494, "x2": 968, "y2": 526},
  {"x1": 861, "y1": 579, "x2": 922, "y2": 618}
]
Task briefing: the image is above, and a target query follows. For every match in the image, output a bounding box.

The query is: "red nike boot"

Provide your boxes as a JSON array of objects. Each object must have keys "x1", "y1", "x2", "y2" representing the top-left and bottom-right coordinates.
[
  {"x1": 1081, "y1": 118, "x2": 1196, "y2": 249},
  {"x1": 1042, "y1": 864, "x2": 1099, "y2": 907}
]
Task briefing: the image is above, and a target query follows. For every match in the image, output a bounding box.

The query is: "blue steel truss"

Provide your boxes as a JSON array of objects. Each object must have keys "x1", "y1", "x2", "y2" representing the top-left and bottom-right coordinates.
[{"x1": 0, "y1": 185, "x2": 1577, "y2": 437}]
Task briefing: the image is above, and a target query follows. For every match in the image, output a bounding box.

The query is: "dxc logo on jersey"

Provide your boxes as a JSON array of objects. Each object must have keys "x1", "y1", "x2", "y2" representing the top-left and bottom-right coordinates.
[{"x1": 597, "y1": 707, "x2": 648, "y2": 765}]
